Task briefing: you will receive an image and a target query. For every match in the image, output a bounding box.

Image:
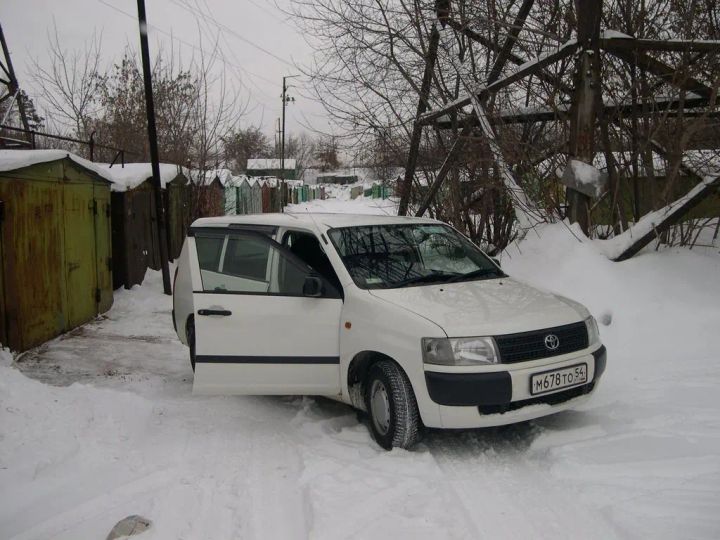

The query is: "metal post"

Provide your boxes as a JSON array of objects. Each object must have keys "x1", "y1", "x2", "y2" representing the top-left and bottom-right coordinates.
[
  {"x1": 89, "y1": 131, "x2": 96, "y2": 162},
  {"x1": 280, "y1": 75, "x2": 298, "y2": 211},
  {"x1": 398, "y1": 24, "x2": 441, "y2": 216},
  {"x1": 566, "y1": 0, "x2": 602, "y2": 234},
  {"x1": 137, "y1": 0, "x2": 172, "y2": 295},
  {"x1": 281, "y1": 77, "x2": 286, "y2": 209},
  {"x1": 0, "y1": 23, "x2": 30, "y2": 135}
]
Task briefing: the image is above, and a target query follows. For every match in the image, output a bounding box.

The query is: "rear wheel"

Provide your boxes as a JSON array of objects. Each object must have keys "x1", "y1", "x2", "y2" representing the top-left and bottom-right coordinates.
[
  {"x1": 186, "y1": 316, "x2": 196, "y2": 372},
  {"x1": 365, "y1": 360, "x2": 422, "y2": 450}
]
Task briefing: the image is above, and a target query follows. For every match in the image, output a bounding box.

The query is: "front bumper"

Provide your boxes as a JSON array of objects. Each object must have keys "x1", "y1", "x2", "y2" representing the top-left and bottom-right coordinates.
[{"x1": 423, "y1": 345, "x2": 606, "y2": 428}]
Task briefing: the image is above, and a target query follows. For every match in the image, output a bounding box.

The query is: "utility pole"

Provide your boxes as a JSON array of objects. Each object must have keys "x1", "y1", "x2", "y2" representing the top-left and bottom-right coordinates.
[
  {"x1": 275, "y1": 118, "x2": 281, "y2": 158},
  {"x1": 280, "y1": 75, "x2": 298, "y2": 209},
  {"x1": 136, "y1": 0, "x2": 171, "y2": 295},
  {"x1": 566, "y1": 0, "x2": 602, "y2": 234}
]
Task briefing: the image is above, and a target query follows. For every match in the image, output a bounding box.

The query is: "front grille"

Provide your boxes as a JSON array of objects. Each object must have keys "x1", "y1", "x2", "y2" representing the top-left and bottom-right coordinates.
[
  {"x1": 478, "y1": 382, "x2": 595, "y2": 415},
  {"x1": 495, "y1": 321, "x2": 588, "y2": 364}
]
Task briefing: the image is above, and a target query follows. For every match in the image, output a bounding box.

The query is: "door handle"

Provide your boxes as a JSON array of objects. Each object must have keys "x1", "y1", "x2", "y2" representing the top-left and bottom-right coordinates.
[{"x1": 198, "y1": 309, "x2": 232, "y2": 316}]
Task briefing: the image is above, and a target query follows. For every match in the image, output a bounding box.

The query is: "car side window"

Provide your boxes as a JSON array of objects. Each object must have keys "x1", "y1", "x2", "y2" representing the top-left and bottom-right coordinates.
[
  {"x1": 196, "y1": 234, "x2": 224, "y2": 272},
  {"x1": 282, "y1": 230, "x2": 343, "y2": 295},
  {"x1": 223, "y1": 236, "x2": 270, "y2": 282},
  {"x1": 195, "y1": 231, "x2": 331, "y2": 297}
]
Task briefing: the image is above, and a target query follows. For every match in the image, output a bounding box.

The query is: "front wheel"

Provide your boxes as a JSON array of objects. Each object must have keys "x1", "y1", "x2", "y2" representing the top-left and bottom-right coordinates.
[{"x1": 365, "y1": 360, "x2": 422, "y2": 450}]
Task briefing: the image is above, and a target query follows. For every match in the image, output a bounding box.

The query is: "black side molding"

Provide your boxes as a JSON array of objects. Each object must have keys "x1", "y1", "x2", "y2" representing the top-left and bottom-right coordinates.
[
  {"x1": 195, "y1": 355, "x2": 340, "y2": 364},
  {"x1": 425, "y1": 370, "x2": 512, "y2": 406}
]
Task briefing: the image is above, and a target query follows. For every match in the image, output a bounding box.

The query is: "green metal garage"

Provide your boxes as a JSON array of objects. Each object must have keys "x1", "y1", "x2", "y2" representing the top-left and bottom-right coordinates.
[{"x1": 0, "y1": 150, "x2": 114, "y2": 352}]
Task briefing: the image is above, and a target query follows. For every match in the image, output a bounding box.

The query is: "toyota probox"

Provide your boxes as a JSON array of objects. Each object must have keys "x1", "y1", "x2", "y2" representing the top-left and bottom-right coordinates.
[{"x1": 172, "y1": 214, "x2": 606, "y2": 449}]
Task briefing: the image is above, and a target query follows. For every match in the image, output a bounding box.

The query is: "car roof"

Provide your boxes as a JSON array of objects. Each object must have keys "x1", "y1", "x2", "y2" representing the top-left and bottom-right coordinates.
[{"x1": 191, "y1": 212, "x2": 442, "y2": 231}]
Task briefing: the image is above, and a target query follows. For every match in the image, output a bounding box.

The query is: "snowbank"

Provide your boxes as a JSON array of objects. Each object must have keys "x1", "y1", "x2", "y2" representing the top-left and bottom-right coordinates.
[{"x1": 597, "y1": 173, "x2": 720, "y2": 259}]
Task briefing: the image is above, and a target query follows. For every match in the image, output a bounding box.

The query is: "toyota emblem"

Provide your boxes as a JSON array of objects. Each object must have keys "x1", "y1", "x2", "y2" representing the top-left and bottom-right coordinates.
[{"x1": 544, "y1": 334, "x2": 560, "y2": 350}]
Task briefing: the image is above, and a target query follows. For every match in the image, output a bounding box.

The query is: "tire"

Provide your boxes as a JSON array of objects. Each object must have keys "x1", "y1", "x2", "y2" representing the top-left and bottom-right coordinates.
[
  {"x1": 186, "y1": 317, "x2": 196, "y2": 372},
  {"x1": 365, "y1": 360, "x2": 422, "y2": 450}
]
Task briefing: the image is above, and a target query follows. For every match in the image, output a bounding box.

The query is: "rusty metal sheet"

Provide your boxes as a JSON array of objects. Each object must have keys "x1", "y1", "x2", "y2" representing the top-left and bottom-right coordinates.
[
  {"x1": 261, "y1": 185, "x2": 271, "y2": 213},
  {"x1": 111, "y1": 191, "x2": 127, "y2": 290},
  {"x1": 0, "y1": 158, "x2": 113, "y2": 352},
  {"x1": 166, "y1": 177, "x2": 190, "y2": 260},
  {"x1": 93, "y1": 184, "x2": 113, "y2": 313},
  {"x1": 63, "y1": 177, "x2": 98, "y2": 329},
  {"x1": 112, "y1": 181, "x2": 156, "y2": 289},
  {"x1": 0, "y1": 162, "x2": 65, "y2": 351}
]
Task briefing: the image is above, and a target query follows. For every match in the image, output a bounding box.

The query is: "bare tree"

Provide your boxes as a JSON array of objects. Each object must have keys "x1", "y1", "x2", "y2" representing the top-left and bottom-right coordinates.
[
  {"x1": 223, "y1": 126, "x2": 272, "y2": 172},
  {"x1": 290, "y1": 0, "x2": 720, "y2": 253},
  {"x1": 30, "y1": 23, "x2": 103, "y2": 139}
]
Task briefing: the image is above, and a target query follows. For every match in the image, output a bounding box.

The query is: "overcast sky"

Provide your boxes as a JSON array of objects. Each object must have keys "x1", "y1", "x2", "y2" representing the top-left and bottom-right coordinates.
[{"x1": 0, "y1": 0, "x2": 332, "y2": 141}]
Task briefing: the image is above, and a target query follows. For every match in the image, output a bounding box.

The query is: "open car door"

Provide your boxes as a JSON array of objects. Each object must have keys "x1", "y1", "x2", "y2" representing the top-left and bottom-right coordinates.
[{"x1": 190, "y1": 227, "x2": 342, "y2": 395}]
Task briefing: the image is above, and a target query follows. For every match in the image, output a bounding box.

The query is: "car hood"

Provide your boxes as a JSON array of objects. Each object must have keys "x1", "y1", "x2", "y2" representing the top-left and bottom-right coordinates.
[{"x1": 369, "y1": 277, "x2": 588, "y2": 337}]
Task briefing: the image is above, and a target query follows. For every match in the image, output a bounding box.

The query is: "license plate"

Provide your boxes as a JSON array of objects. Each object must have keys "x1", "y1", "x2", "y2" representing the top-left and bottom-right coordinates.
[{"x1": 530, "y1": 363, "x2": 588, "y2": 396}]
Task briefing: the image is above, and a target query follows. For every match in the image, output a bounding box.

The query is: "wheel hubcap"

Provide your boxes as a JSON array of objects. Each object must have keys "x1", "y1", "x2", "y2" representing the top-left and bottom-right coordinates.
[{"x1": 370, "y1": 380, "x2": 391, "y2": 435}]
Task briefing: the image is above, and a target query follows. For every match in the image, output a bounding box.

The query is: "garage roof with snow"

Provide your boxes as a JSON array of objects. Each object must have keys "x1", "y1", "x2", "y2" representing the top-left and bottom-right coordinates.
[
  {"x1": 0, "y1": 149, "x2": 112, "y2": 182},
  {"x1": 98, "y1": 162, "x2": 188, "y2": 192}
]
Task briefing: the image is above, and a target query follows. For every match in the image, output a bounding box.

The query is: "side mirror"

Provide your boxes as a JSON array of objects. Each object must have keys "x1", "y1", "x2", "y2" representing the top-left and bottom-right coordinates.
[
  {"x1": 303, "y1": 275, "x2": 323, "y2": 297},
  {"x1": 491, "y1": 257, "x2": 501, "y2": 267}
]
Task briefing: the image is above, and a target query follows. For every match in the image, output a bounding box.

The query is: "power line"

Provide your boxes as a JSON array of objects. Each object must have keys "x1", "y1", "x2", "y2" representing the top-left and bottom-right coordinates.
[
  {"x1": 96, "y1": 0, "x2": 279, "y2": 105},
  {"x1": 167, "y1": 0, "x2": 295, "y2": 67},
  {"x1": 99, "y1": 0, "x2": 337, "y2": 137},
  {"x1": 98, "y1": 0, "x2": 277, "y2": 83},
  {"x1": 243, "y1": 0, "x2": 300, "y2": 33},
  {"x1": 184, "y1": 0, "x2": 279, "y2": 90},
  {"x1": 176, "y1": 0, "x2": 330, "y2": 137}
]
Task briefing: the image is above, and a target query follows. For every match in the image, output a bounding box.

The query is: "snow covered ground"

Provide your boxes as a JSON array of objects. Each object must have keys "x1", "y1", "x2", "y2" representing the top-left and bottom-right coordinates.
[
  {"x1": 1, "y1": 198, "x2": 719, "y2": 539},
  {"x1": 288, "y1": 191, "x2": 399, "y2": 214}
]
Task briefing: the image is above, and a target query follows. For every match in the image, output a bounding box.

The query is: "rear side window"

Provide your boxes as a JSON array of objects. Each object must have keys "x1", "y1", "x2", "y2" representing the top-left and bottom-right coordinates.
[
  {"x1": 223, "y1": 236, "x2": 270, "y2": 281},
  {"x1": 196, "y1": 233, "x2": 270, "y2": 293},
  {"x1": 194, "y1": 231, "x2": 326, "y2": 296}
]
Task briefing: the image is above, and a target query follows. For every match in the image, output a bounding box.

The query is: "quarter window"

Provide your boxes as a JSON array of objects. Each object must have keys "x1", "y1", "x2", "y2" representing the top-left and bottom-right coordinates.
[{"x1": 196, "y1": 234, "x2": 224, "y2": 272}]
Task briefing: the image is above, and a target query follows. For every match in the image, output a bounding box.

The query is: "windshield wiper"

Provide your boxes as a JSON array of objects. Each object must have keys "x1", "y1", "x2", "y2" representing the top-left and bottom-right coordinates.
[
  {"x1": 445, "y1": 267, "x2": 505, "y2": 283},
  {"x1": 391, "y1": 272, "x2": 459, "y2": 288}
]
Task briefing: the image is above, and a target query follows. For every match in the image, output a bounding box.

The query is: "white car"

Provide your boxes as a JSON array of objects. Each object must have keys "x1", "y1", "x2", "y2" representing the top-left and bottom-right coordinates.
[{"x1": 172, "y1": 213, "x2": 606, "y2": 449}]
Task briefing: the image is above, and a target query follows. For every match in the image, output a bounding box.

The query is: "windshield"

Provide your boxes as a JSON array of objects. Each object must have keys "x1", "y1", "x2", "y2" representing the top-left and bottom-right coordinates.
[{"x1": 327, "y1": 223, "x2": 505, "y2": 289}]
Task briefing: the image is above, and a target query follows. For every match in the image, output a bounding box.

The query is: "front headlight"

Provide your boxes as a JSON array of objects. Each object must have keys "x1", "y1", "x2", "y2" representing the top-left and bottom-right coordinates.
[
  {"x1": 422, "y1": 336, "x2": 499, "y2": 366},
  {"x1": 585, "y1": 316, "x2": 600, "y2": 346}
]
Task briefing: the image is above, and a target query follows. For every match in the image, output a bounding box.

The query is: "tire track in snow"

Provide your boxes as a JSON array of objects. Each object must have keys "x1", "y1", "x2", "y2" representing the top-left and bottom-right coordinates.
[
  {"x1": 424, "y1": 426, "x2": 624, "y2": 540},
  {"x1": 288, "y1": 399, "x2": 475, "y2": 539}
]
